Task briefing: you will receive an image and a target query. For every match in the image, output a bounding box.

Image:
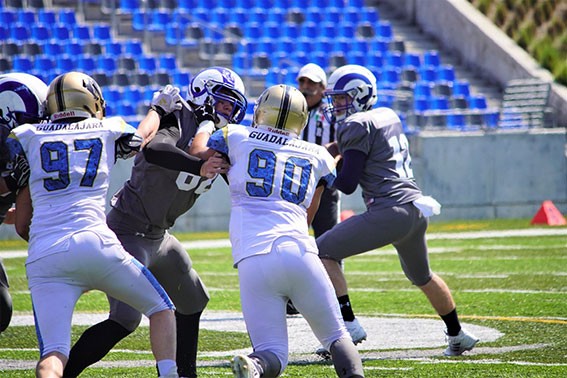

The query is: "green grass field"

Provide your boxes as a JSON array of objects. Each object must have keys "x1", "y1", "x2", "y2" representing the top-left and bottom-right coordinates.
[{"x1": 1, "y1": 219, "x2": 566, "y2": 377}]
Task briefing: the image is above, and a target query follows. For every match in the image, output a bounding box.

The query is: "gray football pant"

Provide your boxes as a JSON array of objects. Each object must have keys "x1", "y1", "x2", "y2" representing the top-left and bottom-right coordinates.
[
  {"x1": 317, "y1": 201, "x2": 432, "y2": 286},
  {"x1": 106, "y1": 230, "x2": 210, "y2": 331}
]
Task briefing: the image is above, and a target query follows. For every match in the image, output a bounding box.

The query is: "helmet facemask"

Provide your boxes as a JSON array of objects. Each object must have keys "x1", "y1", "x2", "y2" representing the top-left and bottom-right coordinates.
[{"x1": 205, "y1": 80, "x2": 247, "y2": 127}]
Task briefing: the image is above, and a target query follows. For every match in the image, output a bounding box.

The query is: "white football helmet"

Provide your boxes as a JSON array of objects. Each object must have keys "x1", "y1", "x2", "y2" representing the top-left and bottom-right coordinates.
[
  {"x1": 46, "y1": 72, "x2": 105, "y2": 121},
  {"x1": 0, "y1": 72, "x2": 48, "y2": 132},
  {"x1": 187, "y1": 67, "x2": 247, "y2": 127},
  {"x1": 324, "y1": 64, "x2": 377, "y2": 122}
]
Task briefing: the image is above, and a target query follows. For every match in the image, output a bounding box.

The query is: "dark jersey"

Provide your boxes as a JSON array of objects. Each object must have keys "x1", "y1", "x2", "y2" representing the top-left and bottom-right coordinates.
[
  {"x1": 111, "y1": 106, "x2": 215, "y2": 230},
  {"x1": 337, "y1": 107, "x2": 421, "y2": 208}
]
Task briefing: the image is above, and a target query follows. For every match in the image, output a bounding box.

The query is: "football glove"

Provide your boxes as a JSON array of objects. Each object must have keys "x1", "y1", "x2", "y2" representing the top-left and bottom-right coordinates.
[
  {"x1": 3, "y1": 154, "x2": 30, "y2": 192},
  {"x1": 150, "y1": 85, "x2": 182, "y2": 117},
  {"x1": 116, "y1": 131, "x2": 143, "y2": 160},
  {"x1": 194, "y1": 102, "x2": 216, "y2": 125}
]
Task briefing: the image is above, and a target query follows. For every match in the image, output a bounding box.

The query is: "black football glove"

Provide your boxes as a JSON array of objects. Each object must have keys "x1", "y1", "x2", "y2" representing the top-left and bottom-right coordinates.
[
  {"x1": 3, "y1": 154, "x2": 30, "y2": 192},
  {"x1": 194, "y1": 102, "x2": 216, "y2": 125}
]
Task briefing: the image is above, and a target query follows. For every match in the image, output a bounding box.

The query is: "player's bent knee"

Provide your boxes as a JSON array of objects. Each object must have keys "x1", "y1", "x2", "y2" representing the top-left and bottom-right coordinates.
[
  {"x1": 110, "y1": 312, "x2": 142, "y2": 333},
  {"x1": 329, "y1": 336, "x2": 365, "y2": 378}
]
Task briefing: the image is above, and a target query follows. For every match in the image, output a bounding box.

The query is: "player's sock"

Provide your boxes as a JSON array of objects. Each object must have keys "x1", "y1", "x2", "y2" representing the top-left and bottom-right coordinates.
[
  {"x1": 157, "y1": 359, "x2": 177, "y2": 376},
  {"x1": 63, "y1": 319, "x2": 131, "y2": 377},
  {"x1": 176, "y1": 310, "x2": 202, "y2": 378},
  {"x1": 440, "y1": 308, "x2": 462, "y2": 336},
  {"x1": 338, "y1": 295, "x2": 355, "y2": 322}
]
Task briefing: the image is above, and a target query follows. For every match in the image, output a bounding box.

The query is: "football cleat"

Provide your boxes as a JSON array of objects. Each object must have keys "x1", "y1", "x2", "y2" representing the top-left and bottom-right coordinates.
[
  {"x1": 231, "y1": 354, "x2": 261, "y2": 378},
  {"x1": 444, "y1": 328, "x2": 479, "y2": 356},
  {"x1": 345, "y1": 318, "x2": 367, "y2": 345}
]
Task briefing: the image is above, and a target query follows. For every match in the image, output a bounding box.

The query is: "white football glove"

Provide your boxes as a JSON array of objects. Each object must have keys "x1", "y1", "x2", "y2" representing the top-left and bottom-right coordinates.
[{"x1": 150, "y1": 85, "x2": 182, "y2": 116}]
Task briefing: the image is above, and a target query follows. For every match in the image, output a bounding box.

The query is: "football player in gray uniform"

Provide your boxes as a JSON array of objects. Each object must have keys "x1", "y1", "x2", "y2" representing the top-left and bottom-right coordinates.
[
  {"x1": 316, "y1": 65, "x2": 479, "y2": 357},
  {"x1": 0, "y1": 72, "x2": 48, "y2": 334},
  {"x1": 63, "y1": 67, "x2": 247, "y2": 378}
]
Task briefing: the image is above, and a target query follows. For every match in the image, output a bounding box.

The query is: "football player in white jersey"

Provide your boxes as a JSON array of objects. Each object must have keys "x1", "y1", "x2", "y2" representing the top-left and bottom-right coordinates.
[
  {"x1": 317, "y1": 65, "x2": 479, "y2": 357},
  {"x1": 207, "y1": 85, "x2": 364, "y2": 378},
  {"x1": 8, "y1": 72, "x2": 179, "y2": 378},
  {"x1": 0, "y1": 72, "x2": 48, "y2": 334}
]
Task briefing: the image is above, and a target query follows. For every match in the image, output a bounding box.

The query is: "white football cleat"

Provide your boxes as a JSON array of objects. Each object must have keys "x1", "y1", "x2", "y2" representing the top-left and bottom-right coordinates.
[
  {"x1": 345, "y1": 318, "x2": 367, "y2": 344},
  {"x1": 231, "y1": 354, "x2": 261, "y2": 378},
  {"x1": 444, "y1": 328, "x2": 479, "y2": 356}
]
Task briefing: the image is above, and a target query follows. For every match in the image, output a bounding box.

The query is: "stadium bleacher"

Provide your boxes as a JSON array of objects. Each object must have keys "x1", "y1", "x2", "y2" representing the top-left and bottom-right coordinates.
[{"x1": 0, "y1": 0, "x2": 556, "y2": 129}]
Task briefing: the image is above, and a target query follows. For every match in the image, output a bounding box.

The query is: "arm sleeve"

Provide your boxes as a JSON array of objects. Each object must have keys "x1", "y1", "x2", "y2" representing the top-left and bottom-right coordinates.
[
  {"x1": 333, "y1": 149, "x2": 367, "y2": 194},
  {"x1": 143, "y1": 125, "x2": 204, "y2": 175}
]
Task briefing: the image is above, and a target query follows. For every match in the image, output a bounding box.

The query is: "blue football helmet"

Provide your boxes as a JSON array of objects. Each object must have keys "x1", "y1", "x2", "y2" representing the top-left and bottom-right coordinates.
[{"x1": 0, "y1": 72, "x2": 48, "y2": 133}]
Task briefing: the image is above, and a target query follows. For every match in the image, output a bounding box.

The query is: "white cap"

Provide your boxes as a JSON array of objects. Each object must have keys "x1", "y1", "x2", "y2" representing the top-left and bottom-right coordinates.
[{"x1": 296, "y1": 63, "x2": 327, "y2": 88}]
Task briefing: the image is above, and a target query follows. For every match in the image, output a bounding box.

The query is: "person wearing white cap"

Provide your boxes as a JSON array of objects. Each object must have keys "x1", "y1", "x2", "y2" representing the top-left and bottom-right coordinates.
[{"x1": 285, "y1": 63, "x2": 340, "y2": 316}]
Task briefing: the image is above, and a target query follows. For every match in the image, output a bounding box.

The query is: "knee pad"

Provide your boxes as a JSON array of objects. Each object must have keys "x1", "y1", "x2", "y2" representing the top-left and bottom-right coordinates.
[
  {"x1": 0, "y1": 286, "x2": 13, "y2": 333},
  {"x1": 329, "y1": 336, "x2": 365, "y2": 378},
  {"x1": 250, "y1": 350, "x2": 282, "y2": 378}
]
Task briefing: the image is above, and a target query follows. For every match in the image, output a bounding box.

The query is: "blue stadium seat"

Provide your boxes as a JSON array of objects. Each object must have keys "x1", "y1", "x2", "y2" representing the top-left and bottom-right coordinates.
[
  {"x1": 204, "y1": 24, "x2": 224, "y2": 41},
  {"x1": 347, "y1": 0, "x2": 363, "y2": 6},
  {"x1": 34, "y1": 55, "x2": 55, "y2": 72},
  {"x1": 139, "y1": 55, "x2": 157, "y2": 73},
  {"x1": 217, "y1": 0, "x2": 236, "y2": 7},
  {"x1": 305, "y1": 8, "x2": 323, "y2": 24},
  {"x1": 404, "y1": 52, "x2": 421, "y2": 68},
  {"x1": 295, "y1": 37, "x2": 314, "y2": 54},
  {"x1": 301, "y1": 22, "x2": 318, "y2": 39},
  {"x1": 329, "y1": 0, "x2": 345, "y2": 7},
  {"x1": 351, "y1": 38, "x2": 369, "y2": 54},
  {"x1": 244, "y1": 22, "x2": 262, "y2": 39},
  {"x1": 312, "y1": 51, "x2": 329, "y2": 70},
  {"x1": 159, "y1": 54, "x2": 177, "y2": 70},
  {"x1": 447, "y1": 113, "x2": 466, "y2": 129},
  {"x1": 343, "y1": 7, "x2": 361, "y2": 24},
  {"x1": 165, "y1": 24, "x2": 183, "y2": 45},
  {"x1": 249, "y1": 7, "x2": 267, "y2": 23},
  {"x1": 132, "y1": 10, "x2": 151, "y2": 31},
  {"x1": 276, "y1": 38, "x2": 294, "y2": 54},
  {"x1": 120, "y1": 0, "x2": 140, "y2": 12},
  {"x1": 211, "y1": 8, "x2": 230, "y2": 25},
  {"x1": 423, "y1": 50, "x2": 441, "y2": 67},
  {"x1": 58, "y1": 9, "x2": 77, "y2": 25},
  {"x1": 73, "y1": 25, "x2": 92, "y2": 41},
  {"x1": 230, "y1": 7, "x2": 248, "y2": 24},
  {"x1": 97, "y1": 55, "x2": 117, "y2": 73},
  {"x1": 339, "y1": 22, "x2": 356, "y2": 39},
  {"x1": 469, "y1": 95, "x2": 487, "y2": 109},
  {"x1": 370, "y1": 38, "x2": 389, "y2": 53},
  {"x1": 419, "y1": 66, "x2": 437, "y2": 83},
  {"x1": 17, "y1": 9, "x2": 35, "y2": 24},
  {"x1": 430, "y1": 95, "x2": 449, "y2": 110},
  {"x1": 124, "y1": 40, "x2": 144, "y2": 56},
  {"x1": 311, "y1": 0, "x2": 328, "y2": 7},
  {"x1": 270, "y1": 51, "x2": 288, "y2": 69},
  {"x1": 314, "y1": 37, "x2": 333, "y2": 54},
  {"x1": 265, "y1": 68, "x2": 281, "y2": 87},
  {"x1": 191, "y1": 8, "x2": 210, "y2": 23},
  {"x1": 12, "y1": 56, "x2": 33, "y2": 71},
  {"x1": 76, "y1": 55, "x2": 96, "y2": 72},
  {"x1": 332, "y1": 38, "x2": 350, "y2": 54},
  {"x1": 177, "y1": 0, "x2": 197, "y2": 10},
  {"x1": 196, "y1": 0, "x2": 215, "y2": 7},
  {"x1": 64, "y1": 41, "x2": 83, "y2": 55},
  {"x1": 31, "y1": 24, "x2": 51, "y2": 42},
  {"x1": 172, "y1": 70, "x2": 191, "y2": 88},
  {"x1": 325, "y1": 7, "x2": 341, "y2": 23},
  {"x1": 256, "y1": 0, "x2": 274, "y2": 8},
  {"x1": 377, "y1": 21, "x2": 393, "y2": 40},
  {"x1": 42, "y1": 42, "x2": 62, "y2": 56},
  {"x1": 93, "y1": 24, "x2": 112, "y2": 42},
  {"x1": 264, "y1": 21, "x2": 280, "y2": 39},
  {"x1": 123, "y1": 86, "x2": 142, "y2": 104},
  {"x1": 361, "y1": 8, "x2": 379, "y2": 23},
  {"x1": 232, "y1": 52, "x2": 250, "y2": 73},
  {"x1": 414, "y1": 81, "x2": 433, "y2": 98},
  {"x1": 117, "y1": 103, "x2": 136, "y2": 117},
  {"x1": 102, "y1": 86, "x2": 122, "y2": 103},
  {"x1": 37, "y1": 9, "x2": 57, "y2": 24},
  {"x1": 320, "y1": 21, "x2": 338, "y2": 39},
  {"x1": 52, "y1": 23, "x2": 71, "y2": 41},
  {"x1": 149, "y1": 10, "x2": 172, "y2": 31},
  {"x1": 0, "y1": 10, "x2": 17, "y2": 26},
  {"x1": 10, "y1": 23, "x2": 30, "y2": 41},
  {"x1": 272, "y1": 0, "x2": 288, "y2": 9},
  {"x1": 380, "y1": 66, "x2": 400, "y2": 87},
  {"x1": 105, "y1": 41, "x2": 123, "y2": 55},
  {"x1": 257, "y1": 38, "x2": 277, "y2": 54},
  {"x1": 348, "y1": 51, "x2": 366, "y2": 66},
  {"x1": 414, "y1": 96, "x2": 429, "y2": 112},
  {"x1": 437, "y1": 64, "x2": 456, "y2": 83},
  {"x1": 0, "y1": 26, "x2": 8, "y2": 41},
  {"x1": 291, "y1": 51, "x2": 309, "y2": 66},
  {"x1": 453, "y1": 80, "x2": 470, "y2": 98},
  {"x1": 367, "y1": 51, "x2": 384, "y2": 68},
  {"x1": 385, "y1": 51, "x2": 403, "y2": 68},
  {"x1": 55, "y1": 56, "x2": 75, "y2": 71},
  {"x1": 282, "y1": 24, "x2": 300, "y2": 39}
]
